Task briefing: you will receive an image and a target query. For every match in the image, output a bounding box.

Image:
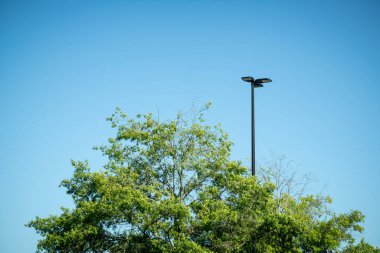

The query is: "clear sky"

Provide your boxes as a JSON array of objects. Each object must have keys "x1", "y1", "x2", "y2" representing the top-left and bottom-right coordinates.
[{"x1": 1, "y1": 0, "x2": 379, "y2": 251}]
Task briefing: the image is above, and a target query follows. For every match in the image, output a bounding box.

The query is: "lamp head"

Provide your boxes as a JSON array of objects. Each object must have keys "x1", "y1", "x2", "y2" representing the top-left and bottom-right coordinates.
[
  {"x1": 241, "y1": 76, "x2": 254, "y2": 82},
  {"x1": 255, "y1": 78, "x2": 272, "y2": 84},
  {"x1": 242, "y1": 76, "x2": 272, "y2": 88}
]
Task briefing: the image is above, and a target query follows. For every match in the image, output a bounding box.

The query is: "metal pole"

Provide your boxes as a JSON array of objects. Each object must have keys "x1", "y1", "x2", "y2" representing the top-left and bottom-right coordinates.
[
  {"x1": 242, "y1": 75, "x2": 271, "y2": 176},
  {"x1": 251, "y1": 81, "x2": 255, "y2": 176}
]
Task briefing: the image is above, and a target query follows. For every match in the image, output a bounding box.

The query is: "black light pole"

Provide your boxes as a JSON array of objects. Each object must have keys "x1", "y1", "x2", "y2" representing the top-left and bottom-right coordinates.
[{"x1": 241, "y1": 76, "x2": 272, "y2": 176}]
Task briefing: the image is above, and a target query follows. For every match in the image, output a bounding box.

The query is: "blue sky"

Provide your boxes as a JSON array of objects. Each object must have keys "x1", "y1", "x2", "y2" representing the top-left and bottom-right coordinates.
[{"x1": 1, "y1": 0, "x2": 379, "y2": 251}]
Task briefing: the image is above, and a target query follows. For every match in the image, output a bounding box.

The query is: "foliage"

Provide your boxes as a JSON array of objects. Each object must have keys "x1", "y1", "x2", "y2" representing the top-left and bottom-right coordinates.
[
  {"x1": 28, "y1": 105, "x2": 375, "y2": 252},
  {"x1": 342, "y1": 239, "x2": 380, "y2": 253}
]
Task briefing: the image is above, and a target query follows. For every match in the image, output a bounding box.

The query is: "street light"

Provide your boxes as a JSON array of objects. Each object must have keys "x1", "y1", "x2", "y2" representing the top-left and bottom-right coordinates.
[{"x1": 241, "y1": 76, "x2": 272, "y2": 176}]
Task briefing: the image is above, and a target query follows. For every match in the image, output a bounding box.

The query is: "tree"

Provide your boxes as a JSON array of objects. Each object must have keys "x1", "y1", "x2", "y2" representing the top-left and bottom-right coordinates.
[
  {"x1": 257, "y1": 153, "x2": 314, "y2": 213},
  {"x1": 342, "y1": 239, "x2": 380, "y2": 253},
  {"x1": 27, "y1": 105, "x2": 375, "y2": 252}
]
